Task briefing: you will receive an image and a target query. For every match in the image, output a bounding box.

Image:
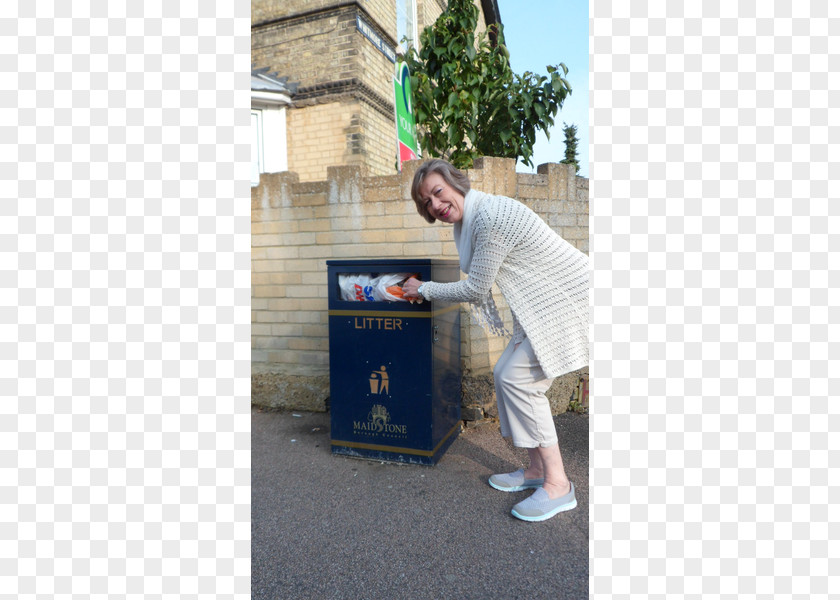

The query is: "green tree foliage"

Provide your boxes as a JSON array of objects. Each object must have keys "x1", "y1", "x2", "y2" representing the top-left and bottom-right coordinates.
[
  {"x1": 403, "y1": 0, "x2": 572, "y2": 169},
  {"x1": 560, "y1": 122, "x2": 580, "y2": 173}
]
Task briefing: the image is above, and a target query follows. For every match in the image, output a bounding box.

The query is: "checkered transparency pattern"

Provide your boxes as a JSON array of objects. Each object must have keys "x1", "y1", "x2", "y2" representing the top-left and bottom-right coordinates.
[
  {"x1": 3, "y1": 3, "x2": 251, "y2": 599},
  {"x1": 591, "y1": 2, "x2": 838, "y2": 599}
]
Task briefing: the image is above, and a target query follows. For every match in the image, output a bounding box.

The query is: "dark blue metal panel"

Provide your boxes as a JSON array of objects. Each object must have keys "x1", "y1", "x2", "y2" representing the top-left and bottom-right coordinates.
[{"x1": 326, "y1": 259, "x2": 461, "y2": 465}]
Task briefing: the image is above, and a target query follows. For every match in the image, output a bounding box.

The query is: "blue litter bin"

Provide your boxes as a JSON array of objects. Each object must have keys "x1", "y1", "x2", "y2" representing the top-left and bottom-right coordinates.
[{"x1": 326, "y1": 259, "x2": 461, "y2": 465}]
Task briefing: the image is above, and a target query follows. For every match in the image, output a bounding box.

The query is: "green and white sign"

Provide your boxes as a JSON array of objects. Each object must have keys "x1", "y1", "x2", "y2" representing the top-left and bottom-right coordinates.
[{"x1": 393, "y1": 61, "x2": 419, "y2": 170}]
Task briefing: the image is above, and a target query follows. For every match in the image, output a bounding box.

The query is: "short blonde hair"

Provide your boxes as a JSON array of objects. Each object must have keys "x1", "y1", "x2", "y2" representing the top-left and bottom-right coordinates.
[{"x1": 410, "y1": 159, "x2": 471, "y2": 224}]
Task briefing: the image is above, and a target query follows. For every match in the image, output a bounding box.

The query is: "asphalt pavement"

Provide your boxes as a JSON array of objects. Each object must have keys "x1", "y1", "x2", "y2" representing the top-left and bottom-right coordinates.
[{"x1": 252, "y1": 408, "x2": 589, "y2": 600}]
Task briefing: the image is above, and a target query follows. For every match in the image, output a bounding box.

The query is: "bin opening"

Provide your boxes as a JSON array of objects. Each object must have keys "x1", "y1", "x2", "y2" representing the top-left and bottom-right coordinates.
[{"x1": 337, "y1": 272, "x2": 421, "y2": 302}]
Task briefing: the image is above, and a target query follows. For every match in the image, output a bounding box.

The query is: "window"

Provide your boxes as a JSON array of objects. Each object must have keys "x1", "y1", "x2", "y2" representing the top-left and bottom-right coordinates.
[
  {"x1": 251, "y1": 69, "x2": 293, "y2": 187},
  {"x1": 396, "y1": 0, "x2": 417, "y2": 53},
  {"x1": 251, "y1": 109, "x2": 263, "y2": 188},
  {"x1": 250, "y1": 105, "x2": 289, "y2": 188}
]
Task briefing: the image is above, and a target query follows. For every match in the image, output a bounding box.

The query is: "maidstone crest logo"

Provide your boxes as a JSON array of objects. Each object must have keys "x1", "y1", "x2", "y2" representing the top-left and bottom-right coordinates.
[{"x1": 353, "y1": 404, "x2": 407, "y2": 437}]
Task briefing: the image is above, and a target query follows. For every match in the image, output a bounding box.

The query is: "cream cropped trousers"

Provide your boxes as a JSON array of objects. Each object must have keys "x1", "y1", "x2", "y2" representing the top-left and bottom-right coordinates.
[{"x1": 493, "y1": 337, "x2": 558, "y2": 448}]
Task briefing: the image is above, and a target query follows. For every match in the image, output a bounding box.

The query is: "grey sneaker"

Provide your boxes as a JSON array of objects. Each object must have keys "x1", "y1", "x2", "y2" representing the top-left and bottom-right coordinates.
[
  {"x1": 511, "y1": 482, "x2": 577, "y2": 522},
  {"x1": 488, "y1": 468, "x2": 545, "y2": 492}
]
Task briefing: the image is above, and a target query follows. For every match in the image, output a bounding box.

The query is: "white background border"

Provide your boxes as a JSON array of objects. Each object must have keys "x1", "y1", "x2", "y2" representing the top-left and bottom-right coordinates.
[
  {"x1": 3, "y1": 1, "x2": 838, "y2": 597},
  {"x1": 590, "y1": 1, "x2": 838, "y2": 597}
]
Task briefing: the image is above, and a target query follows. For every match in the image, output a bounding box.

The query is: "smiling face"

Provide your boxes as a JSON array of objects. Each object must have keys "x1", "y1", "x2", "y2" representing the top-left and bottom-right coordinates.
[{"x1": 418, "y1": 172, "x2": 466, "y2": 224}]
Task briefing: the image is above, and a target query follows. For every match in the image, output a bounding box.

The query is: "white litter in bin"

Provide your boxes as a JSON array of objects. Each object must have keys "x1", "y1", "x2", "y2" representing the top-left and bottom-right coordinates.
[{"x1": 338, "y1": 272, "x2": 416, "y2": 302}]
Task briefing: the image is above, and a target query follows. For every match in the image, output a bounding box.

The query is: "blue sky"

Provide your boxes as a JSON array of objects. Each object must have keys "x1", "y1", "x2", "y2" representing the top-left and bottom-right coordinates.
[{"x1": 495, "y1": 0, "x2": 589, "y2": 178}]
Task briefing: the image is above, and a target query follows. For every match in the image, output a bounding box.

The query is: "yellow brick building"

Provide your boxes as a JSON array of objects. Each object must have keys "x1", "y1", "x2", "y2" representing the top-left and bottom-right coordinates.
[{"x1": 251, "y1": 0, "x2": 501, "y2": 182}]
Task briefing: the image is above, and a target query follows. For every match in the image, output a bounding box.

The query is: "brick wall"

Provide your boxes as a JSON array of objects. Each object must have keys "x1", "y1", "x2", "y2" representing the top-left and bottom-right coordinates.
[
  {"x1": 252, "y1": 0, "x2": 348, "y2": 26},
  {"x1": 286, "y1": 99, "x2": 363, "y2": 182},
  {"x1": 252, "y1": 157, "x2": 589, "y2": 418}
]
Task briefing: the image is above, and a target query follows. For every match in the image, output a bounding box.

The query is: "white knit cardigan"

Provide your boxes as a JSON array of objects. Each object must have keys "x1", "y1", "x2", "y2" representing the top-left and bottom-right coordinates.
[{"x1": 421, "y1": 189, "x2": 589, "y2": 379}]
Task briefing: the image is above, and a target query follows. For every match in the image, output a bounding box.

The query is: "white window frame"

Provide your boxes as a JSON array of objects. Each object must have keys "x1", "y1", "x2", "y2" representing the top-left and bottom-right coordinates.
[
  {"x1": 251, "y1": 109, "x2": 264, "y2": 188},
  {"x1": 396, "y1": 0, "x2": 418, "y2": 53},
  {"x1": 251, "y1": 89, "x2": 291, "y2": 188}
]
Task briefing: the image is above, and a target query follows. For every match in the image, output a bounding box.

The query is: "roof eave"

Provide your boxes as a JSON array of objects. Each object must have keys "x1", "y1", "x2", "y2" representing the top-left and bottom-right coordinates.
[{"x1": 251, "y1": 90, "x2": 293, "y2": 108}]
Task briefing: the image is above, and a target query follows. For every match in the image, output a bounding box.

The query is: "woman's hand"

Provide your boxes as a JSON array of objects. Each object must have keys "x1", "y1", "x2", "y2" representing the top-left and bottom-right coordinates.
[{"x1": 402, "y1": 277, "x2": 423, "y2": 300}]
